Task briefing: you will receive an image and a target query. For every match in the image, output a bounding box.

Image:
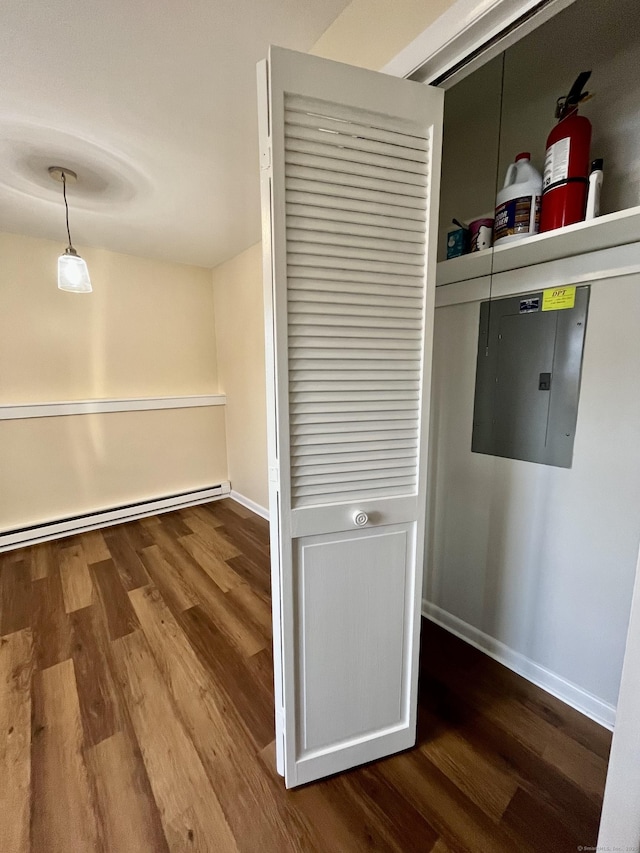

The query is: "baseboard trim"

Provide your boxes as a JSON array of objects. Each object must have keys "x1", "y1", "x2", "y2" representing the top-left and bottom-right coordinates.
[
  {"x1": 0, "y1": 482, "x2": 231, "y2": 552},
  {"x1": 422, "y1": 600, "x2": 616, "y2": 731},
  {"x1": 229, "y1": 490, "x2": 270, "y2": 521}
]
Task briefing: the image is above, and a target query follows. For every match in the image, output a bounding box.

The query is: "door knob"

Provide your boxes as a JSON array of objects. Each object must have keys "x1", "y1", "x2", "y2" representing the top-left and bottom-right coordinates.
[{"x1": 353, "y1": 511, "x2": 369, "y2": 527}]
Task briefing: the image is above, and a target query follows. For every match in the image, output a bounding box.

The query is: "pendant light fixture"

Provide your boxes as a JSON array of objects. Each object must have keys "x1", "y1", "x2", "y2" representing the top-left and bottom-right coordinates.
[{"x1": 48, "y1": 166, "x2": 92, "y2": 293}]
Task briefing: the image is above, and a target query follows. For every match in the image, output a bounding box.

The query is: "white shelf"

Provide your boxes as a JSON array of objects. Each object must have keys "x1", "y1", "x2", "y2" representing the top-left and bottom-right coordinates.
[{"x1": 436, "y1": 205, "x2": 640, "y2": 287}]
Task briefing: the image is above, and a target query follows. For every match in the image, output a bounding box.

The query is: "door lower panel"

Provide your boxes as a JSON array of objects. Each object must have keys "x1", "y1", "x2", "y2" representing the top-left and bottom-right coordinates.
[{"x1": 295, "y1": 523, "x2": 415, "y2": 760}]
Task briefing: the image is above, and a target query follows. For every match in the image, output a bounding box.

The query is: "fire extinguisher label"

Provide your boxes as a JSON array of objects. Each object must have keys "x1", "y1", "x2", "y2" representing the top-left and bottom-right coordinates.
[
  {"x1": 543, "y1": 137, "x2": 570, "y2": 191},
  {"x1": 494, "y1": 196, "x2": 538, "y2": 241}
]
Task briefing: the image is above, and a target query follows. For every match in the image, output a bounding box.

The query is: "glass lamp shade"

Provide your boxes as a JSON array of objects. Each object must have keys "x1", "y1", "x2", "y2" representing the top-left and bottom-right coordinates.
[{"x1": 58, "y1": 251, "x2": 92, "y2": 293}]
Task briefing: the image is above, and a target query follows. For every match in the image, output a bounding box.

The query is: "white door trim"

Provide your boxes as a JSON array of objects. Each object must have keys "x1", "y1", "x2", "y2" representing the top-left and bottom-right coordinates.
[{"x1": 383, "y1": 0, "x2": 577, "y2": 87}]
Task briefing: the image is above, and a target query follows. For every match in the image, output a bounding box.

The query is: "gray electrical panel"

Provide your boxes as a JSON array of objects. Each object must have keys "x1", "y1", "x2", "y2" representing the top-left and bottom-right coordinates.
[{"x1": 472, "y1": 286, "x2": 590, "y2": 467}]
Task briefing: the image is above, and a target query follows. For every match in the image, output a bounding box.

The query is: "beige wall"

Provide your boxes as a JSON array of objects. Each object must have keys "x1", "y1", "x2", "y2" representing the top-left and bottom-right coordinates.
[
  {"x1": 0, "y1": 232, "x2": 217, "y2": 401},
  {"x1": 0, "y1": 232, "x2": 226, "y2": 531},
  {"x1": 212, "y1": 0, "x2": 455, "y2": 508},
  {"x1": 0, "y1": 408, "x2": 227, "y2": 531},
  {"x1": 310, "y1": 0, "x2": 454, "y2": 69},
  {"x1": 212, "y1": 243, "x2": 268, "y2": 509}
]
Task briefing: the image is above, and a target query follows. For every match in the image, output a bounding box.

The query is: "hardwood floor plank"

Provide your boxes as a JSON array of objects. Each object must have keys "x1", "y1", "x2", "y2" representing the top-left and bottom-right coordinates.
[
  {"x1": 0, "y1": 628, "x2": 33, "y2": 853},
  {"x1": 178, "y1": 532, "x2": 245, "y2": 592},
  {"x1": 121, "y1": 521, "x2": 155, "y2": 553},
  {"x1": 70, "y1": 605, "x2": 122, "y2": 747},
  {"x1": 225, "y1": 552, "x2": 271, "y2": 601},
  {"x1": 1, "y1": 547, "x2": 28, "y2": 564},
  {"x1": 208, "y1": 501, "x2": 271, "y2": 550},
  {"x1": 419, "y1": 709, "x2": 520, "y2": 821},
  {"x1": 181, "y1": 514, "x2": 241, "y2": 560},
  {"x1": 379, "y1": 750, "x2": 518, "y2": 853},
  {"x1": 30, "y1": 542, "x2": 54, "y2": 581},
  {"x1": 79, "y1": 529, "x2": 111, "y2": 565},
  {"x1": 182, "y1": 503, "x2": 224, "y2": 529},
  {"x1": 157, "y1": 512, "x2": 193, "y2": 540},
  {"x1": 0, "y1": 559, "x2": 31, "y2": 637},
  {"x1": 31, "y1": 571, "x2": 72, "y2": 671},
  {"x1": 59, "y1": 544, "x2": 94, "y2": 613},
  {"x1": 418, "y1": 664, "x2": 604, "y2": 828},
  {"x1": 215, "y1": 522, "x2": 271, "y2": 573},
  {"x1": 177, "y1": 605, "x2": 274, "y2": 749},
  {"x1": 430, "y1": 840, "x2": 454, "y2": 853},
  {"x1": 86, "y1": 730, "x2": 170, "y2": 853},
  {"x1": 102, "y1": 528, "x2": 151, "y2": 591},
  {"x1": 418, "y1": 670, "x2": 604, "y2": 843},
  {"x1": 141, "y1": 529, "x2": 264, "y2": 658},
  {"x1": 500, "y1": 784, "x2": 587, "y2": 853},
  {"x1": 170, "y1": 554, "x2": 265, "y2": 658},
  {"x1": 542, "y1": 731, "x2": 609, "y2": 801},
  {"x1": 31, "y1": 658, "x2": 100, "y2": 853},
  {"x1": 139, "y1": 544, "x2": 199, "y2": 613},
  {"x1": 225, "y1": 581, "x2": 272, "y2": 643},
  {"x1": 129, "y1": 585, "x2": 295, "y2": 852},
  {"x1": 91, "y1": 559, "x2": 140, "y2": 641},
  {"x1": 220, "y1": 499, "x2": 254, "y2": 519},
  {"x1": 332, "y1": 768, "x2": 441, "y2": 853},
  {"x1": 110, "y1": 629, "x2": 238, "y2": 852}
]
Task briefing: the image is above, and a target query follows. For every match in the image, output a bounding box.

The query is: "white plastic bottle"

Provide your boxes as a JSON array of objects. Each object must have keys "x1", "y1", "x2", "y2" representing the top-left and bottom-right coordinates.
[
  {"x1": 493, "y1": 152, "x2": 543, "y2": 246},
  {"x1": 585, "y1": 158, "x2": 603, "y2": 220}
]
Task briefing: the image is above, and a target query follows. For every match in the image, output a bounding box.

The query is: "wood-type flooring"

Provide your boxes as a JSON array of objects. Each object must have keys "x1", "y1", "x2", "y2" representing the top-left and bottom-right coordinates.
[{"x1": 0, "y1": 498, "x2": 611, "y2": 852}]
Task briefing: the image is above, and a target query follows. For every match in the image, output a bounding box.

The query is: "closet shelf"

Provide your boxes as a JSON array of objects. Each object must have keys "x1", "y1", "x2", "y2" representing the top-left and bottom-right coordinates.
[{"x1": 436, "y1": 204, "x2": 640, "y2": 287}]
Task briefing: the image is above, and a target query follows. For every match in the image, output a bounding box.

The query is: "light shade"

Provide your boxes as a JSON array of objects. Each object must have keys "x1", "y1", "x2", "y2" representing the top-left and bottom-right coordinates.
[{"x1": 58, "y1": 251, "x2": 92, "y2": 293}]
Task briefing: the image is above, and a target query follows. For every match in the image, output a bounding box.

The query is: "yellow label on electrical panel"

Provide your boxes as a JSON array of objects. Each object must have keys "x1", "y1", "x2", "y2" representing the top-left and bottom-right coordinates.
[{"x1": 542, "y1": 286, "x2": 576, "y2": 311}]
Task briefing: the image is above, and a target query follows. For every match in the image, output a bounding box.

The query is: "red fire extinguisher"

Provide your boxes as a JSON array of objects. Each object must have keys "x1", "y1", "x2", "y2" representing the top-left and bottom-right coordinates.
[{"x1": 540, "y1": 71, "x2": 593, "y2": 233}]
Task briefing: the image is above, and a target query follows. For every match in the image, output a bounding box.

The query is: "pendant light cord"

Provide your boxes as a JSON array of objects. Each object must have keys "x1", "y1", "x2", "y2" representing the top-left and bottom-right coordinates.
[{"x1": 61, "y1": 171, "x2": 73, "y2": 251}]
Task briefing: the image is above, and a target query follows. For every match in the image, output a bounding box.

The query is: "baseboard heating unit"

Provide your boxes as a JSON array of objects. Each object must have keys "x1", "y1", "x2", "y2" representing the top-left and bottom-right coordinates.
[{"x1": 0, "y1": 482, "x2": 231, "y2": 552}]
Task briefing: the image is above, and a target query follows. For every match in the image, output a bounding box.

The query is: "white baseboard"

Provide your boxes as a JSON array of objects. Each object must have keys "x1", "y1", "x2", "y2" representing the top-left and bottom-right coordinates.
[
  {"x1": 0, "y1": 482, "x2": 231, "y2": 552},
  {"x1": 229, "y1": 490, "x2": 270, "y2": 521},
  {"x1": 422, "y1": 600, "x2": 616, "y2": 731}
]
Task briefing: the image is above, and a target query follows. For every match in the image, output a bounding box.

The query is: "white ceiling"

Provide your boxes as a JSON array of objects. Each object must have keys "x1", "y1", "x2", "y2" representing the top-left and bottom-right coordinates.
[{"x1": 0, "y1": 0, "x2": 350, "y2": 268}]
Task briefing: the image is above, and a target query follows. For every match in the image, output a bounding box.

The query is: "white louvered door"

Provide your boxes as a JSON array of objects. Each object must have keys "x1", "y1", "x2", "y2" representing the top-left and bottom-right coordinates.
[{"x1": 258, "y1": 47, "x2": 443, "y2": 788}]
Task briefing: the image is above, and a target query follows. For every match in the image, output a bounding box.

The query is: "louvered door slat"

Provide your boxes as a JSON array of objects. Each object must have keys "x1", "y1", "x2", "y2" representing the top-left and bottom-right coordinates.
[
  {"x1": 288, "y1": 254, "x2": 424, "y2": 278},
  {"x1": 287, "y1": 215, "x2": 424, "y2": 244},
  {"x1": 291, "y1": 390, "x2": 420, "y2": 403},
  {"x1": 283, "y1": 93, "x2": 430, "y2": 508},
  {"x1": 284, "y1": 124, "x2": 428, "y2": 164},
  {"x1": 284, "y1": 107, "x2": 429, "y2": 151},
  {"x1": 286, "y1": 189, "x2": 426, "y2": 221},
  {"x1": 290, "y1": 332, "x2": 421, "y2": 349},
  {"x1": 286, "y1": 151, "x2": 428, "y2": 190},
  {"x1": 285, "y1": 177, "x2": 427, "y2": 211},
  {"x1": 291, "y1": 439, "x2": 418, "y2": 458},
  {"x1": 290, "y1": 268, "x2": 422, "y2": 286},
  {"x1": 284, "y1": 137, "x2": 428, "y2": 174},
  {"x1": 287, "y1": 241, "x2": 424, "y2": 269}
]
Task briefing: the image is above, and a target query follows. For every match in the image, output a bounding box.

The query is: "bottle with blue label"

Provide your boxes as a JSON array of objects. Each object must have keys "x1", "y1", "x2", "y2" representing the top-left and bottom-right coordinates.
[{"x1": 493, "y1": 152, "x2": 543, "y2": 245}]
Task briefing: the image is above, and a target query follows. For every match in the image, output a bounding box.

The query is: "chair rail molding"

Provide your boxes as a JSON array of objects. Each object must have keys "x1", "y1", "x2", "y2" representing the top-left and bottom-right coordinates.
[{"x1": 0, "y1": 394, "x2": 226, "y2": 420}]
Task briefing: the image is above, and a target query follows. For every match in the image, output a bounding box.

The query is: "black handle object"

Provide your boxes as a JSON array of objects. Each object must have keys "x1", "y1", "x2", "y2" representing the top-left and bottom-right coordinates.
[
  {"x1": 557, "y1": 71, "x2": 592, "y2": 119},
  {"x1": 539, "y1": 372, "x2": 552, "y2": 391}
]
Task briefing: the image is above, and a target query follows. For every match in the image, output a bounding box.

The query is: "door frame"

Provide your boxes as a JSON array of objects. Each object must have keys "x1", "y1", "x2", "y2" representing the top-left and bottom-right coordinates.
[
  {"x1": 378, "y1": 0, "x2": 639, "y2": 845},
  {"x1": 384, "y1": 0, "x2": 577, "y2": 88}
]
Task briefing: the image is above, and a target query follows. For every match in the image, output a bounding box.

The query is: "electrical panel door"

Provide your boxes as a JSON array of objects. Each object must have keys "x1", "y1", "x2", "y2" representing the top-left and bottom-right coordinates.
[{"x1": 472, "y1": 286, "x2": 590, "y2": 467}]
